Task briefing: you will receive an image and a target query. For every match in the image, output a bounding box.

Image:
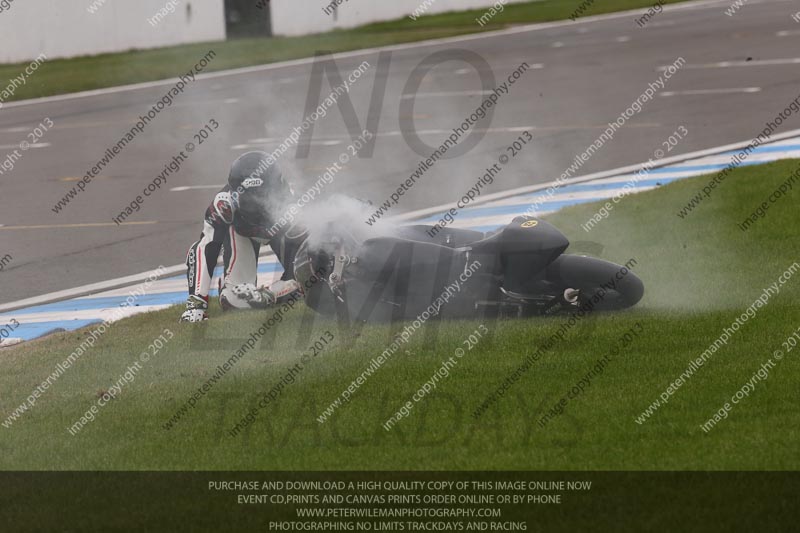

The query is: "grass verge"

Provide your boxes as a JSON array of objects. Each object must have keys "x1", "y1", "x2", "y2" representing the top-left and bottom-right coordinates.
[{"x1": 1, "y1": 159, "x2": 798, "y2": 470}]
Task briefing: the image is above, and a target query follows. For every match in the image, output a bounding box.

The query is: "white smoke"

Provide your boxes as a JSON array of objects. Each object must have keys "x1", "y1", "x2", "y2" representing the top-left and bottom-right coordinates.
[{"x1": 294, "y1": 194, "x2": 397, "y2": 253}]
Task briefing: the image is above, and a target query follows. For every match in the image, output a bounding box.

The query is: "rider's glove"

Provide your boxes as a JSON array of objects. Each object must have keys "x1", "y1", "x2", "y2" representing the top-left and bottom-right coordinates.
[
  {"x1": 180, "y1": 295, "x2": 209, "y2": 322},
  {"x1": 230, "y1": 283, "x2": 277, "y2": 309},
  {"x1": 209, "y1": 191, "x2": 234, "y2": 225}
]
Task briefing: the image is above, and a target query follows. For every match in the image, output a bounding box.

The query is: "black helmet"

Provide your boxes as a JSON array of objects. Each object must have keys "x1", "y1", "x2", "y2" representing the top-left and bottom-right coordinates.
[
  {"x1": 228, "y1": 151, "x2": 293, "y2": 231},
  {"x1": 228, "y1": 151, "x2": 287, "y2": 196}
]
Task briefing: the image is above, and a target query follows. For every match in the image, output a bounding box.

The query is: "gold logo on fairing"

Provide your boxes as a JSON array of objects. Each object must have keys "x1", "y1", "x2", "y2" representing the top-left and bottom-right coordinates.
[{"x1": 521, "y1": 220, "x2": 539, "y2": 228}]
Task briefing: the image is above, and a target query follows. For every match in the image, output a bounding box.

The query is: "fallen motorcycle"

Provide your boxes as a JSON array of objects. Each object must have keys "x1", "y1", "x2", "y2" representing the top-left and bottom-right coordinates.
[{"x1": 293, "y1": 214, "x2": 644, "y2": 322}]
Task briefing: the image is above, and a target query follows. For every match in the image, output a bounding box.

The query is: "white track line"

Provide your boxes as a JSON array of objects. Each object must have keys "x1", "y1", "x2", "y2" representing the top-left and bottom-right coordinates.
[
  {"x1": 659, "y1": 57, "x2": 800, "y2": 70},
  {"x1": 0, "y1": 338, "x2": 24, "y2": 348},
  {"x1": 0, "y1": 142, "x2": 49, "y2": 150},
  {"x1": 400, "y1": 91, "x2": 494, "y2": 99},
  {"x1": 170, "y1": 184, "x2": 224, "y2": 192},
  {"x1": 660, "y1": 87, "x2": 761, "y2": 96},
  {"x1": 0, "y1": 306, "x2": 172, "y2": 325},
  {"x1": 231, "y1": 124, "x2": 663, "y2": 150}
]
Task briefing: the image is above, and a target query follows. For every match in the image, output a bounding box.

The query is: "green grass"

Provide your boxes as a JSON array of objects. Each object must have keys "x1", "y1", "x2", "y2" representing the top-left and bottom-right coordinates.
[
  {"x1": 1, "y1": 159, "x2": 798, "y2": 471},
  {"x1": 0, "y1": 0, "x2": 690, "y2": 102}
]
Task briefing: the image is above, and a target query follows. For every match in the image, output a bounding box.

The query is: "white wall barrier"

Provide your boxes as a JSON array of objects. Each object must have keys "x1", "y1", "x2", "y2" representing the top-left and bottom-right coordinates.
[
  {"x1": 0, "y1": 0, "x2": 225, "y2": 64},
  {"x1": 270, "y1": 0, "x2": 532, "y2": 37}
]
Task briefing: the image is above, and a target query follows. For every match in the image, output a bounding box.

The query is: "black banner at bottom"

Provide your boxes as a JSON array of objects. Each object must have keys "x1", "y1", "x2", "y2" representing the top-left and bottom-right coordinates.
[{"x1": 2, "y1": 471, "x2": 797, "y2": 532}]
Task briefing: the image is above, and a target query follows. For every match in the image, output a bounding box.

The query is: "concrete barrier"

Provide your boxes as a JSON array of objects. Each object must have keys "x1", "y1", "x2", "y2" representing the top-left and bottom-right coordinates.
[
  {"x1": 270, "y1": 0, "x2": 532, "y2": 37},
  {"x1": 0, "y1": 0, "x2": 225, "y2": 63}
]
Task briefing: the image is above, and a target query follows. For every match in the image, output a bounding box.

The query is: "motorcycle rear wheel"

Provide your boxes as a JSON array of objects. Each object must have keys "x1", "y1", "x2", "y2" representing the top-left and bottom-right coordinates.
[{"x1": 544, "y1": 255, "x2": 644, "y2": 311}]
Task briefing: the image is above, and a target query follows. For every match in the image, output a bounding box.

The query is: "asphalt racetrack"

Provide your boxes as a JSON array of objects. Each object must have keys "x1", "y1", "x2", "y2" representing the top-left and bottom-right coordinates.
[{"x1": 2, "y1": 0, "x2": 799, "y2": 303}]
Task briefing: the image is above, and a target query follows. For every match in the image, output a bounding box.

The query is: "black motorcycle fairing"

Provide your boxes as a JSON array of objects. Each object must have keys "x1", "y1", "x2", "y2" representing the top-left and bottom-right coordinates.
[
  {"x1": 347, "y1": 236, "x2": 491, "y2": 321},
  {"x1": 466, "y1": 217, "x2": 569, "y2": 293},
  {"x1": 294, "y1": 233, "x2": 499, "y2": 322},
  {"x1": 467, "y1": 217, "x2": 568, "y2": 254}
]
